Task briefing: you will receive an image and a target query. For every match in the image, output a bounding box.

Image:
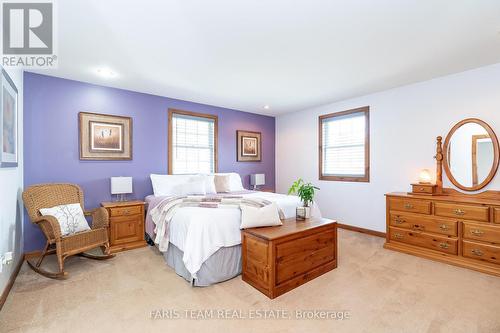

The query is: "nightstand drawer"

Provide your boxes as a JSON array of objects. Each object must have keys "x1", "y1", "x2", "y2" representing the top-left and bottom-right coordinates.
[
  {"x1": 110, "y1": 216, "x2": 143, "y2": 245},
  {"x1": 109, "y1": 205, "x2": 142, "y2": 217}
]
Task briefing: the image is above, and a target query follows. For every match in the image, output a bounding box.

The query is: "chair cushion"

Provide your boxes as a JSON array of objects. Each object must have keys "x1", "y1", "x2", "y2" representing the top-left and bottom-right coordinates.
[{"x1": 39, "y1": 203, "x2": 91, "y2": 236}]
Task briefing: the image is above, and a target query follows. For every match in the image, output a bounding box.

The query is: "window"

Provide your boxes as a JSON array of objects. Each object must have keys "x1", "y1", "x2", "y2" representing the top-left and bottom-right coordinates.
[
  {"x1": 319, "y1": 106, "x2": 369, "y2": 182},
  {"x1": 168, "y1": 109, "x2": 218, "y2": 174}
]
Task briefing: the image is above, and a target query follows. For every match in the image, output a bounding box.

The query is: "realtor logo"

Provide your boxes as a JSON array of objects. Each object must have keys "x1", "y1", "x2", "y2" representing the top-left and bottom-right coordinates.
[{"x1": 2, "y1": 1, "x2": 57, "y2": 68}]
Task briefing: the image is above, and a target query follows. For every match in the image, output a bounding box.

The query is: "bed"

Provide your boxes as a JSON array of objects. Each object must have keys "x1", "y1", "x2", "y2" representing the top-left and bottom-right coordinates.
[{"x1": 145, "y1": 176, "x2": 321, "y2": 286}]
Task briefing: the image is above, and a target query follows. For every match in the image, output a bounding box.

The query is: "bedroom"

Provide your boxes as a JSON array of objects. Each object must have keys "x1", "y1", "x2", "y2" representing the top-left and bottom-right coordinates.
[{"x1": 1, "y1": 1, "x2": 500, "y2": 332}]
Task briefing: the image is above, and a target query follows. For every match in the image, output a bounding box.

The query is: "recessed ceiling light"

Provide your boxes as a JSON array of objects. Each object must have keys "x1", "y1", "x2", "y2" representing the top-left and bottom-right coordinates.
[
  {"x1": 96, "y1": 68, "x2": 117, "y2": 79},
  {"x1": 263, "y1": 105, "x2": 270, "y2": 110}
]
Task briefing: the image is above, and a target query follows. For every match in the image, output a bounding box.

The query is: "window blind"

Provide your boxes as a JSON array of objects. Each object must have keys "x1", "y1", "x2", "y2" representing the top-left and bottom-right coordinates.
[
  {"x1": 171, "y1": 113, "x2": 215, "y2": 174},
  {"x1": 321, "y1": 112, "x2": 366, "y2": 177}
]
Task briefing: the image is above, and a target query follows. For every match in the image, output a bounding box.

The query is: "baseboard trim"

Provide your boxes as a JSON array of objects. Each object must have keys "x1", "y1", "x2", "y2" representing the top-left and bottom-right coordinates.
[
  {"x1": 0, "y1": 255, "x2": 24, "y2": 312},
  {"x1": 337, "y1": 223, "x2": 386, "y2": 238}
]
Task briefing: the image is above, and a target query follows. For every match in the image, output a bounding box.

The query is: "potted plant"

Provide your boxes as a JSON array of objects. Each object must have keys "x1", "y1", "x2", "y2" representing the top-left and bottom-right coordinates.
[{"x1": 288, "y1": 178, "x2": 320, "y2": 220}]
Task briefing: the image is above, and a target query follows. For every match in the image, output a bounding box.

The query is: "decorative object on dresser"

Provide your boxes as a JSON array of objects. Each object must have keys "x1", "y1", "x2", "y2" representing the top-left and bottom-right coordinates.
[
  {"x1": 79, "y1": 112, "x2": 132, "y2": 160},
  {"x1": 242, "y1": 217, "x2": 337, "y2": 299},
  {"x1": 250, "y1": 173, "x2": 265, "y2": 190},
  {"x1": 111, "y1": 176, "x2": 133, "y2": 201},
  {"x1": 1, "y1": 68, "x2": 18, "y2": 168},
  {"x1": 237, "y1": 130, "x2": 261, "y2": 162},
  {"x1": 385, "y1": 118, "x2": 500, "y2": 277},
  {"x1": 22, "y1": 183, "x2": 114, "y2": 279},
  {"x1": 288, "y1": 178, "x2": 320, "y2": 220},
  {"x1": 101, "y1": 201, "x2": 146, "y2": 253}
]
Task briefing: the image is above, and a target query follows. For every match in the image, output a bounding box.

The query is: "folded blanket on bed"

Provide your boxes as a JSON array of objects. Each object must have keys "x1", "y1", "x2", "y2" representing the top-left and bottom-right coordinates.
[{"x1": 150, "y1": 195, "x2": 285, "y2": 252}]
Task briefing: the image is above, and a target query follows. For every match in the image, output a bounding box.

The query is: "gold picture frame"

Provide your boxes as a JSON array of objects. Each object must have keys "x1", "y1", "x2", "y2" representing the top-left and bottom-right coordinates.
[
  {"x1": 79, "y1": 112, "x2": 132, "y2": 160},
  {"x1": 237, "y1": 130, "x2": 261, "y2": 162}
]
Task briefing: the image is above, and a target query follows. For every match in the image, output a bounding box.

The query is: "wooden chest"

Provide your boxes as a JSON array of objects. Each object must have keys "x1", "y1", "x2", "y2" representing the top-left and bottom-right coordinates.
[
  {"x1": 242, "y1": 218, "x2": 337, "y2": 299},
  {"x1": 385, "y1": 192, "x2": 500, "y2": 277},
  {"x1": 101, "y1": 201, "x2": 147, "y2": 253}
]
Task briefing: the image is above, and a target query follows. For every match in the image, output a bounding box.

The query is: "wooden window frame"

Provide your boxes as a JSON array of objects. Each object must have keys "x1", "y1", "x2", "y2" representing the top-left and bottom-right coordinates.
[
  {"x1": 318, "y1": 106, "x2": 370, "y2": 182},
  {"x1": 168, "y1": 108, "x2": 218, "y2": 175}
]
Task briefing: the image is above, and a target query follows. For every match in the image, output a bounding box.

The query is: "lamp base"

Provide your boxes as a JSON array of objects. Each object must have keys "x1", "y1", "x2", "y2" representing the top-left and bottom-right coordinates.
[{"x1": 114, "y1": 193, "x2": 129, "y2": 202}]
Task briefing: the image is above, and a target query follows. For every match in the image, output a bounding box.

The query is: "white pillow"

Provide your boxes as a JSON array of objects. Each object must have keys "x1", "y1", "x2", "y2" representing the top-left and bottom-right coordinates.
[
  {"x1": 173, "y1": 180, "x2": 207, "y2": 196},
  {"x1": 193, "y1": 175, "x2": 217, "y2": 194},
  {"x1": 150, "y1": 174, "x2": 193, "y2": 196},
  {"x1": 240, "y1": 202, "x2": 283, "y2": 229},
  {"x1": 39, "y1": 203, "x2": 91, "y2": 236},
  {"x1": 212, "y1": 172, "x2": 244, "y2": 192}
]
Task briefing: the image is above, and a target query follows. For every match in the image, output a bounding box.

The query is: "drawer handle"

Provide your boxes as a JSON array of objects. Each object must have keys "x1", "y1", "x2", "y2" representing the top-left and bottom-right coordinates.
[
  {"x1": 394, "y1": 233, "x2": 404, "y2": 239},
  {"x1": 404, "y1": 203, "x2": 414, "y2": 209},
  {"x1": 412, "y1": 224, "x2": 424, "y2": 231},
  {"x1": 123, "y1": 209, "x2": 130, "y2": 215},
  {"x1": 471, "y1": 249, "x2": 483, "y2": 256},
  {"x1": 439, "y1": 224, "x2": 450, "y2": 230},
  {"x1": 419, "y1": 187, "x2": 425, "y2": 191},
  {"x1": 439, "y1": 243, "x2": 449, "y2": 249},
  {"x1": 394, "y1": 217, "x2": 405, "y2": 224},
  {"x1": 470, "y1": 229, "x2": 484, "y2": 236},
  {"x1": 453, "y1": 209, "x2": 465, "y2": 216}
]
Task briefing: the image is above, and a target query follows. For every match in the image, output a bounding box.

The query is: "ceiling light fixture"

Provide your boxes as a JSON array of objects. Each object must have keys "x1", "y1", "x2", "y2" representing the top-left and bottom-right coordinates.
[
  {"x1": 96, "y1": 68, "x2": 117, "y2": 79},
  {"x1": 263, "y1": 105, "x2": 270, "y2": 110}
]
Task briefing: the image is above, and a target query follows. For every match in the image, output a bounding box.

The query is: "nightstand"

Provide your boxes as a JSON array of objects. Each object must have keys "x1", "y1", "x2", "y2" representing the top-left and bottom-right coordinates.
[{"x1": 101, "y1": 200, "x2": 146, "y2": 253}]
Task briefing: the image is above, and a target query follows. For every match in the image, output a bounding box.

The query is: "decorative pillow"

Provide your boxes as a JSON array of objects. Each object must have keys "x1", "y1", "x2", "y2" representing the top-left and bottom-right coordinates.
[
  {"x1": 39, "y1": 203, "x2": 91, "y2": 236},
  {"x1": 240, "y1": 202, "x2": 283, "y2": 229},
  {"x1": 214, "y1": 174, "x2": 232, "y2": 193},
  {"x1": 212, "y1": 173, "x2": 244, "y2": 191},
  {"x1": 173, "y1": 180, "x2": 207, "y2": 196},
  {"x1": 150, "y1": 174, "x2": 193, "y2": 196}
]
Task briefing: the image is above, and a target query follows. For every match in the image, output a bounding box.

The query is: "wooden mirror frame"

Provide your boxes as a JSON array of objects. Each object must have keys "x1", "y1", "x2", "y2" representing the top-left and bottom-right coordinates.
[{"x1": 442, "y1": 118, "x2": 500, "y2": 192}]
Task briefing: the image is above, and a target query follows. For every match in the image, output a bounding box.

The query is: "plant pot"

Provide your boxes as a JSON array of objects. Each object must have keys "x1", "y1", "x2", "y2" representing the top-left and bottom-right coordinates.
[{"x1": 296, "y1": 206, "x2": 311, "y2": 220}]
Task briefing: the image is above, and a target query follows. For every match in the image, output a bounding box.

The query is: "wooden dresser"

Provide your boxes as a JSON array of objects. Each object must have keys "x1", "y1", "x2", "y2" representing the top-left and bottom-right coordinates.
[
  {"x1": 385, "y1": 191, "x2": 500, "y2": 276},
  {"x1": 242, "y1": 217, "x2": 337, "y2": 299},
  {"x1": 101, "y1": 201, "x2": 147, "y2": 253}
]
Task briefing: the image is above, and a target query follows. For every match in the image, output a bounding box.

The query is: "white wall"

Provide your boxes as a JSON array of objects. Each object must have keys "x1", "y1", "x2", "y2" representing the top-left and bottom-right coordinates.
[
  {"x1": 0, "y1": 68, "x2": 23, "y2": 294},
  {"x1": 276, "y1": 63, "x2": 500, "y2": 232}
]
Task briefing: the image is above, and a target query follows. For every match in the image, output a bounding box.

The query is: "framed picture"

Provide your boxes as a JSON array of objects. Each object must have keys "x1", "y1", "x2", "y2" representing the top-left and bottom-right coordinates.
[
  {"x1": 0, "y1": 68, "x2": 18, "y2": 168},
  {"x1": 237, "y1": 130, "x2": 261, "y2": 162},
  {"x1": 79, "y1": 112, "x2": 132, "y2": 160}
]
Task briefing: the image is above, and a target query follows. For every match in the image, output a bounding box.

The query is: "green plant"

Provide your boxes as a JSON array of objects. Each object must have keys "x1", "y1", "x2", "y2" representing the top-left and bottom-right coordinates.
[{"x1": 288, "y1": 178, "x2": 320, "y2": 207}]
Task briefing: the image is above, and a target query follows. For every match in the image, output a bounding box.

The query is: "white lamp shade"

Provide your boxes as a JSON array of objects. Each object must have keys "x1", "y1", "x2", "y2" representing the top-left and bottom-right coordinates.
[
  {"x1": 111, "y1": 177, "x2": 133, "y2": 194},
  {"x1": 250, "y1": 173, "x2": 265, "y2": 186}
]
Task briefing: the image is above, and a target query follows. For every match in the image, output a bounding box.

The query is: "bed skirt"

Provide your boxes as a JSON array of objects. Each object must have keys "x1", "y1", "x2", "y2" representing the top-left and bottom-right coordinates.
[{"x1": 164, "y1": 243, "x2": 242, "y2": 286}]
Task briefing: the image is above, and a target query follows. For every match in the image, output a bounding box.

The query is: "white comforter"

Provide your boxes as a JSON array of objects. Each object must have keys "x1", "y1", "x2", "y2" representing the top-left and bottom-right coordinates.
[{"x1": 159, "y1": 191, "x2": 321, "y2": 277}]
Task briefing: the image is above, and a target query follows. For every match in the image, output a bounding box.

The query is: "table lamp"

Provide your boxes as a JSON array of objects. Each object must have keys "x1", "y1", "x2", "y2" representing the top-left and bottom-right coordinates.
[
  {"x1": 250, "y1": 173, "x2": 265, "y2": 190},
  {"x1": 111, "y1": 177, "x2": 133, "y2": 201}
]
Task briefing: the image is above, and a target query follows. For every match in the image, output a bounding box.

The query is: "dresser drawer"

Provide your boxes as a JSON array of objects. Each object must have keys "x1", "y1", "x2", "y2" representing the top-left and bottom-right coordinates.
[
  {"x1": 463, "y1": 222, "x2": 500, "y2": 244},
  {"x1": 462, "y1": 240, "x2": 500, "y2": 265},
  {"x1": 389, "y1": 213, "x2": 457, "y2": 237},
  {"x1": 389, "y1": 227, "x2": 458, "y2": 255},
  {"x1": 275, "y1": 230, "x2": 335, "y2": 284},
  {"x1": 388, "y1": 198, "x2": 431, "y2": 215},
  {"x1": 434, "y1": 202, "x2": 489, "y2": 222},
  {"x1": 411, "y1": 184, "x2": 434, "y2": 195},
  {"x1": 493, "y1": 208, "x2": 500, "y2": 224},
  {"x1": 109, "y1": 205, "x2": 142, "y2": 217}
]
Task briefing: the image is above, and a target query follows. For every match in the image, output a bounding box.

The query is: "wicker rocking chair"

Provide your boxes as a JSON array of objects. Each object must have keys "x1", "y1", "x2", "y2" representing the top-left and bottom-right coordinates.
[{"x1": 22, "y1": 183, "x2": 114, "y2": 279}]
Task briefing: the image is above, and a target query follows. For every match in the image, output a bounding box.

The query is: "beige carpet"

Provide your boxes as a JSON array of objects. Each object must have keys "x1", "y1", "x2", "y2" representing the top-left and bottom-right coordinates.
[{"x1": 1, "y1": 230, "x2": 500, "y2": 333}]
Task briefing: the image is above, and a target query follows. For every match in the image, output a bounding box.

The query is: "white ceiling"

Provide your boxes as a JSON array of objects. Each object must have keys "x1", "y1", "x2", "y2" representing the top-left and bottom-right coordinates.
[{"x1": 31, "y1": 0, "x2": 500, "y2": 116}]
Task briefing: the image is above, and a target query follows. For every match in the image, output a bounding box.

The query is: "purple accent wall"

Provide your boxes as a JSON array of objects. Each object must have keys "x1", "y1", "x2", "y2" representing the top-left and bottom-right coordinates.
[{"x1": 23, "y1": 72, "x2": 275, "y2": 252}]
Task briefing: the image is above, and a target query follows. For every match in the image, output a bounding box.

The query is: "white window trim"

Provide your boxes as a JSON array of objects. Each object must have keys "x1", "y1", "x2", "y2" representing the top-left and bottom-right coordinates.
[{"x1": 168, "y1": 109, "x2": 218, "y2": 175}]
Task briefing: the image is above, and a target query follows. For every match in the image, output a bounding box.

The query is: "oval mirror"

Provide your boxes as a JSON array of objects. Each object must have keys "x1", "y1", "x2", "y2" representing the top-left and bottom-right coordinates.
[{"x1": 443, "y1": 118, "x2": 500, "y2": 191}]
